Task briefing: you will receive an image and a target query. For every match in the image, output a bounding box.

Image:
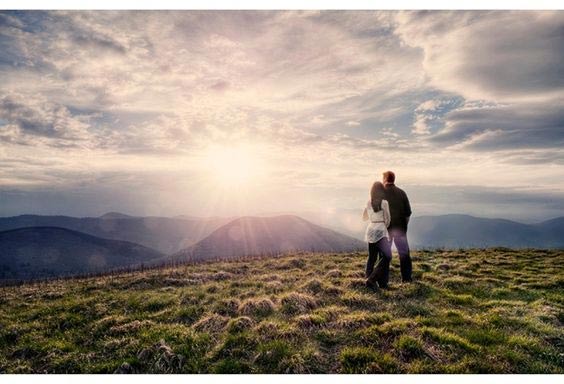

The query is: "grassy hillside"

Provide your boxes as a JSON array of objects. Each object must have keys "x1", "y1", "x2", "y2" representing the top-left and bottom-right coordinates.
[{"x1": 0, "y1": 249, "x2": 562, "y2": 373}]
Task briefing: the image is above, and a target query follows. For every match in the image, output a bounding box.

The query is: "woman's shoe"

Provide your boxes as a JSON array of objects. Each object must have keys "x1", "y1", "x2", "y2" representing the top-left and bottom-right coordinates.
[{"x1": 365, "y1": 280, "x2": 378, "y2": 291}]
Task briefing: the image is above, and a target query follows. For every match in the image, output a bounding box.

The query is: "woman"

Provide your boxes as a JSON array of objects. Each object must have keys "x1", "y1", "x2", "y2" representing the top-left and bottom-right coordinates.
[{"x1": 362, "y1": 181, "x2": 392, "y2": 289}]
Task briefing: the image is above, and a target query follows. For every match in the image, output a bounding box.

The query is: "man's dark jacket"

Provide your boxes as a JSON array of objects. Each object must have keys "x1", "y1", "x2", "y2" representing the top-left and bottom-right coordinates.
[{"x1": 384, "y1": 184, "x2": 412, "y2": 232}]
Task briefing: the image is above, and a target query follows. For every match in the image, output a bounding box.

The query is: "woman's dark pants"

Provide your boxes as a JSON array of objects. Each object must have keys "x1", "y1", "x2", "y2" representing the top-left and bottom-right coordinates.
[{"x1": 366, "y1": 238, "x2": 392, "y2": 288}]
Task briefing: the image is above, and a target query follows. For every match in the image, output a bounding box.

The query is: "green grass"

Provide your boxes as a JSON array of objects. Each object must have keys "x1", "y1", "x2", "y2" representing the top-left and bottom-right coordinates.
[{"x1": 0, "y1": 249, "x2": 563, "y2": 373}]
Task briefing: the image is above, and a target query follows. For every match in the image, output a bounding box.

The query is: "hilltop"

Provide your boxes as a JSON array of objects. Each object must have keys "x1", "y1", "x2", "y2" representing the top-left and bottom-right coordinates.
[
  {"x1": 0, "y1": 248, "x2": 562, "y2": 373},
  {"x1": 173, "y1": 215, "x2": 365, "y2": 262}
]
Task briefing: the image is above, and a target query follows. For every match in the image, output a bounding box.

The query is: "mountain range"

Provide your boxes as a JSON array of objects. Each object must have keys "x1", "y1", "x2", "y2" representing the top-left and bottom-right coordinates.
[
  {"x1": 0, "y1": 214, "x2": 365, "y2": 281},
  {"x1": 0, "y1": 214, "x2": 231, "y2": 254},
  {"x1": 408, "y1": 214, "x2": 564, "y2": 249},
  {"x1": 0, "y1": 212, "x2": 562, "y2": 282},
  {"x1": 0, "y1": 227, "x2": 163, "y2": 281}
]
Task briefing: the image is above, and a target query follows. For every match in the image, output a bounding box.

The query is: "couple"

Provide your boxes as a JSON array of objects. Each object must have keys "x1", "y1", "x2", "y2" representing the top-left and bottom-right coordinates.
[{"x1": 362, "y1": 171, "x2": 412, "y2": 290}]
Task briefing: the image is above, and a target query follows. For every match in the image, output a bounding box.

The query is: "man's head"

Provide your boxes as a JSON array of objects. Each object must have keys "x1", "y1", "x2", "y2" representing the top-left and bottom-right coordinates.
[{"x1": 383, "y1": 171, "x2": 395, "y2": 185}]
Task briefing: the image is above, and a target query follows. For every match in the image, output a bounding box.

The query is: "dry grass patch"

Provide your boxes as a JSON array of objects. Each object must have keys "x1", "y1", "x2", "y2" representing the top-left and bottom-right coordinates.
[
  {"x1": 238, "y1": 297, "x2": 276, "y2": 318},
  {"x1": 313, "y1": 305, "x2": 348, "y2": 322},
  {"x1": 253, "y1": 320, "x2": 300, "y2": 342},
  {"x1": 340, "y1": 346, "x2": 398, "y2": 373},
  {"x1": 192, "y1": 314, "x2": 229, "y2": 333},
  {"x1": 134, "y1": 339, "x2": 186, "y2": 373},
  {"x1": 226, "y1": 316, "x2": 254, "y2": 333},
  {"x1": 212, "y1": 298, "x2": 240, "y2": 317},
  {"x1": 340, "y1": 291, "x2": 379, "y2": 309},
  {"x1": 337, "y1": 311, "x2": 391, "y2": 330},
  {"x1": 301, "y1": 278, "x2": 324, "y2": 294},
  {"x1": 109, "y1": 320, "x2": 155, "y2": 335},
  {"x1": 280, "y1": 293, "x2": 318, "y2": 315},
  {"x1": 325, "y1": 269, "x2": 342, "y2": 278},
  {"x1": 265, "y1": 281, "x2": 284, "y2": 293},
  {"x1": 346, "y1": 278, "x2": 368, "y2": 290},
  {"x1": 294, "y1": 314, "x2": 327, "y2": 329}
]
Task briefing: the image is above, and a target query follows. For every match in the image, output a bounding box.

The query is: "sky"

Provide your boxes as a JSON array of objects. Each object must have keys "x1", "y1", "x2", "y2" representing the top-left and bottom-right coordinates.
[{"x1": 0, "y1": 10, "x2": 563, "y2": 222}]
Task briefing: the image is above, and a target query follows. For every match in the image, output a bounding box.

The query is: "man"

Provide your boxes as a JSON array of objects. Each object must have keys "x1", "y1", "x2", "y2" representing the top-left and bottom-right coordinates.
[{"x1": 382, "y1": 171, "x2": 413, "y2": 282}]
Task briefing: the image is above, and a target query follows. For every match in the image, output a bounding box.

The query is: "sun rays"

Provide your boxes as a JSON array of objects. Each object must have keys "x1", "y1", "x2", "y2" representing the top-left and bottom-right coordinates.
[{"x1": 200, "y1": 143, "x2": 268, "y2": 189}]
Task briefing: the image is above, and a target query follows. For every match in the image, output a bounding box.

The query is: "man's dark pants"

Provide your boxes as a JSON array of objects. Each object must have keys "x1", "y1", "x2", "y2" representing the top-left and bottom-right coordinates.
[{"x1": 389, "y1": 228, "x2": 412, "y2": 282}]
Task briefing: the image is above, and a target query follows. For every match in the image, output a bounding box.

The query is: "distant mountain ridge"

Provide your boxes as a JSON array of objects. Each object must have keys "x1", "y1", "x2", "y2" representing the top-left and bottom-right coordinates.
[
  {"x1": 100, "y1": 212, "x2": 138, "y2": 219},
  {"x1": 408, "y1": 214, "x2": 564, "y2": 248},
  {"x1": 1, "y1": 212, "x2": 562, "y2": 282},
  {"x1": 1, "y1": 213, "x2": 563, "y2": 252},
  {"x1": 0, "y1": 227, "x2": 163, "y2": 281},
  {"x1": 0, "y1": 214, "x2": 231, "y2": 254},
  {"x1": 0, "y1": 215, "x2": 365, "y2": 282},
  {"x1": 173, "y1": 215, "x2": 366, "y2": 262}
]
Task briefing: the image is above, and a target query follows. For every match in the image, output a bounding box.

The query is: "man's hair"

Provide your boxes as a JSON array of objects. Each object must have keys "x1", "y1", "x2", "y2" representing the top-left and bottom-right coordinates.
[{"x1": 383, "y1": 171, "x2": 395, "y2": 184}]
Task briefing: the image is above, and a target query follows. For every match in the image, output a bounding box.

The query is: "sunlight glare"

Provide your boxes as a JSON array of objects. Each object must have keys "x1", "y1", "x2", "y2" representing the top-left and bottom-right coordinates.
[{"x1": 201, "y1": 143, "x2": 266, "y2": 188}]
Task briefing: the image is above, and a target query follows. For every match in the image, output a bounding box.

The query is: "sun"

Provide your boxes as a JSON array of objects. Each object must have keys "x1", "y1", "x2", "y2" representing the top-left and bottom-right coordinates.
[{"x1": 200, "y1": 143, "x2": 266, "y2": 188}]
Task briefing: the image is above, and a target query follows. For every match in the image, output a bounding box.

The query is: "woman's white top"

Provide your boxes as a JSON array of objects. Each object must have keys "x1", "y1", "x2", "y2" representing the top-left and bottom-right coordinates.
[{"x1": 363, "y1": 199, "x2": 391, "y2": 243}]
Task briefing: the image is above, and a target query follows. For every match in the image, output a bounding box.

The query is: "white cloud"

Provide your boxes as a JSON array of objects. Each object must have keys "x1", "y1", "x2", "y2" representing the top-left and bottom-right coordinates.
[
  {"x1": 394, "y1": 11, "x2": 564, "y2": 103},
  {"x1": 412, "y1": 98, "x2": 460, "y2": 135},
  {"x1": 395, "y1": 11, "x2": 564, "y2": 149},
  {"x1": 0, "y1": 93, "x2": 93, "y2": 147}
]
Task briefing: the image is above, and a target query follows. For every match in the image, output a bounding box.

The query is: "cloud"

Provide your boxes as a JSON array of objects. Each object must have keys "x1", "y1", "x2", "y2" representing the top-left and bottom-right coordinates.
[
  {"x1": 209, "y1": 80, "x2": 230, "y2": 92},
  {"x1": 412, "y1": 98, "x2": 462, "y2": 135},
  {"x1": 394, "y1": 11, "x2": 564, "y2": 151},
  {"x1": 0, "y1": 94, "x2": 92, "y2": 146},
  {"x1": 0, "y1": 11, "x2": 563, "y2": 218},
  {"x1": 0, "y1": 11, "x2": 423, "y2": 153},
  {"x1": 430, "y1": 101, "x2": 564, "y2": 150},
  {"x1": 394, "y1": 11, "x2": 564, "y2": 102}
]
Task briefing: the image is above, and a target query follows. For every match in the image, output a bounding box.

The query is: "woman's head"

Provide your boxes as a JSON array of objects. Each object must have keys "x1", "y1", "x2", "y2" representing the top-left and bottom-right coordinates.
[{"x1": 370, "y1": 181, "x2": 385, "y2": 212}]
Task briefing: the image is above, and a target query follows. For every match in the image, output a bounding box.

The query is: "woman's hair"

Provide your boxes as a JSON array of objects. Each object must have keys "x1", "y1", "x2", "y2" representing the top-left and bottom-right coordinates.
[{"x1": 370, "y1": 181, "x2": 385, "y2": 212}]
